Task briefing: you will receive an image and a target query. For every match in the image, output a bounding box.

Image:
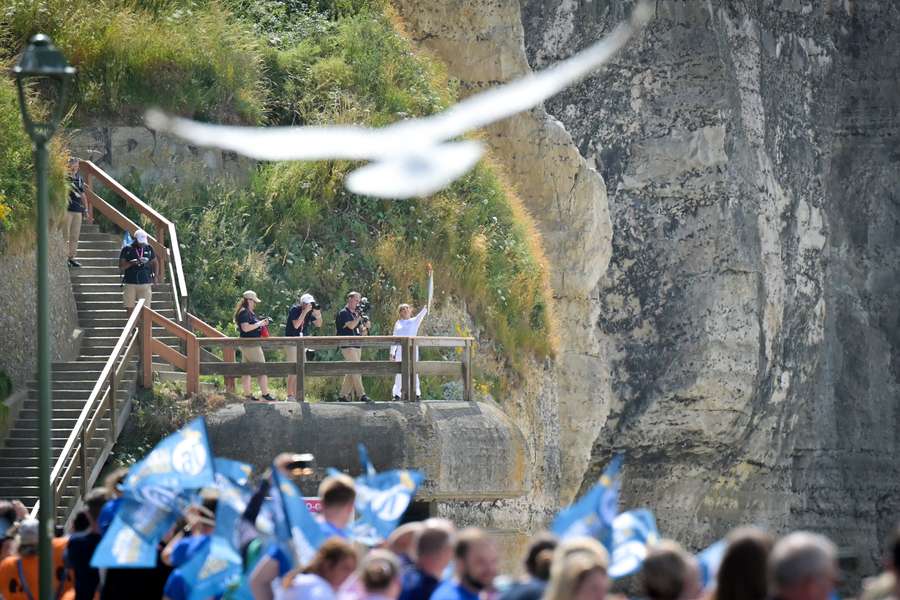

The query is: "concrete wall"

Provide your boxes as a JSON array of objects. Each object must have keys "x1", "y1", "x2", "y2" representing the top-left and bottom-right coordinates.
[
  {"x1": 68, "y1": 127, "x2": 255, "y2": 189},
  {"x1": 0, "y1": 229, "x2": 80, "y2": 390},
  {"x1": 206, "y1": 401, "x2": 528, "y2": 501}
]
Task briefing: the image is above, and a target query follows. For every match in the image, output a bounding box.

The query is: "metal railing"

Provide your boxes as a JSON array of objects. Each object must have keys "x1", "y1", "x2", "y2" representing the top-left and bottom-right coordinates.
[
  {"x1": 31, "y1": 300, "x2": 146, "y2": 522},
  {"x1": 79, "y1": 160, "x2": 189, "y2": 322}
]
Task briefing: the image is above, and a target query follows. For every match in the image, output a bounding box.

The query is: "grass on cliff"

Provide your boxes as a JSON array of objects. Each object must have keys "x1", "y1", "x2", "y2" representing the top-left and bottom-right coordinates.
[{"x1": 0, "y1": 75, "x2": 68, "y2": 241}]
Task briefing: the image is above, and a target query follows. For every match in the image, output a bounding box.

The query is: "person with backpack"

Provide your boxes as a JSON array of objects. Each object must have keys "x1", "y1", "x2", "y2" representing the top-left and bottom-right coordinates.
[{"x1": 118, "y1": 228, "x2": 159, "y2": 310}]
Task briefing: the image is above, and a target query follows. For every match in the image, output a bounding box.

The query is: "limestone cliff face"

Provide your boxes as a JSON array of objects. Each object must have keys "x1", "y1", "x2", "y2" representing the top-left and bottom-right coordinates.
[
  {"x1": 517, "y1": 0, "x2": 900, "y2": 579},
  {"x1": 391, "y1": 0, "x2": 614, "y2": 502}
]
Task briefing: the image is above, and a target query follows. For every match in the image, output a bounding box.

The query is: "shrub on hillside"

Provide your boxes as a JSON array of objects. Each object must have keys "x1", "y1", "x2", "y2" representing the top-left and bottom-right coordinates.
[{"x1": 0, "y1": 77, "x2": 67, "y2": 236}]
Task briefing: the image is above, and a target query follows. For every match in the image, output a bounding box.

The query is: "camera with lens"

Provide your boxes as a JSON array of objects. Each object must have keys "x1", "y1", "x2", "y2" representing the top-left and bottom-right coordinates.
[
  {"x1": 358, "y1": 297, "x2": 372, "y2": 325},
  {"x1": 310, "y1": 301, "x2": 321, "y2": 310}
]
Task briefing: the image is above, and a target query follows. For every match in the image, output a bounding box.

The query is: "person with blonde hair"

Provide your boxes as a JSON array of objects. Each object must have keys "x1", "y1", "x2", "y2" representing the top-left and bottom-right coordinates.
[
  {"x1": 276, "y1": 537, "x2": 358, "y2": 600},
  {"x1": 349, "y1": 549, "x2": 403, "y2": 600},
  {"x1": 390, "y1": 264, "x2": 433, "y2": 401},
  {"x1": 234, "y1": 290, "x2": 275, "y2": 402},
  {"x1": 544, "y1": 537, "x2": 610, "y2": 600}
]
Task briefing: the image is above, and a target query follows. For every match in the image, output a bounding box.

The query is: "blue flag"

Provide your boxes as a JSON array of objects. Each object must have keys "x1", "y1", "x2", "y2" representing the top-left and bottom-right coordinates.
[
  {"x1": 697, "y1": 539, "x2": 727, "y2": 589},
  {"x1": 214, "y1": 458, "x2": 253, "y2": 488},
  {"x1": 358, "y1": 444, "x2": 376, "y2": 479},
  {"x1": 91, "y1": 512, "x2": 159, "y2": 568},
  {"x1": 353, "y1": 469, "x2": 424, "y2": 544},
  {"x1": 608, "y1": 509, "x2": 660, "y2": 579},
  {"x1": 122, "y1": 417, "x2": 216, "y2": 494},
  {"x1": 175, "y1": 535, "x2": 242, "y2": 600},
  {"x1": 213, "y1": 473, "x2": 250, "y2": 552},
  {"x1": 112, "y1": 495, "x2": 182, "y2": 544},
  {"x1": 552, "y1": 454, "x2": 623, "y2": 549},
  {"x1": 270, "y1": 465, "x2": 327, "y2": 565}
]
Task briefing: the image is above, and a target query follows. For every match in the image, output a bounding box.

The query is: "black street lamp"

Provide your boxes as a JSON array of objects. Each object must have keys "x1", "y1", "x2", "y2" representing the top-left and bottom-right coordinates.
[{"x1": 13, "y1": 34, "x2": 74, "y2": 600}]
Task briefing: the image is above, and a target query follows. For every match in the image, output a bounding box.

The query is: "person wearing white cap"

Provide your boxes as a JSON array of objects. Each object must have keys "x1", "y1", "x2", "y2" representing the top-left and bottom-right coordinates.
[
  {"x1": 284, "y1": 291, "x2": 323, "y2": 401},
  {"x1": 390, "y1": 263, "x2": 433, "y2": 401},
  {"x1": 234, "y1": 290, "x2": 276, "y2": 402},
  {"x1": 118, "y1": 228, "x2": 159, "y2": 309}
]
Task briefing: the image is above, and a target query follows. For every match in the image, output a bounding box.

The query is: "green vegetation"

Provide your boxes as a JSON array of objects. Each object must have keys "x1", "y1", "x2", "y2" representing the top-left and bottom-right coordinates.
[
  {"x1": 0, "y1": 76, "x2": 67, "y2": 238},
  {"x1": 1, "y1": 0, "x2": 556, "y2": 395}
]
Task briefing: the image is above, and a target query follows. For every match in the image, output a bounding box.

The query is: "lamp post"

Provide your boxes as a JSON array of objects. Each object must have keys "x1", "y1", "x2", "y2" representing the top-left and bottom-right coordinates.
[{"x1": 13, "y1": 34, "x2": 74, "y2": 600}]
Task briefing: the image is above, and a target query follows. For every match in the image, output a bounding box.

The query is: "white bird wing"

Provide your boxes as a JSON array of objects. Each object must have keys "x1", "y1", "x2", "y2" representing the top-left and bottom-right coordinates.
[
  {"x1": 392, "y1": 1, "x2": 652, "y2": 143},
  {"x1": 344, "y1": 141, "x2": 484, "y2": 199},
  {"x1": 144, "y1": 109, "x2": 397, "y2": 161}
]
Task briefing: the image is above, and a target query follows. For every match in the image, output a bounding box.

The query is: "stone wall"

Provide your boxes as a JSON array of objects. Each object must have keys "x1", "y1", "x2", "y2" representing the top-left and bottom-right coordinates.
[
  {"x1": 68, "y1": 126, "x2": 255, "y2": 188},
  {"x1": 0, "y1": 228, "x2": 80, "y2": 390},
  {"x1": 518, "y1": 0, "x2": 900, "y2": 580},
  {"x1": 206, "y1": 400, "x2": 539, "y2": 571}
]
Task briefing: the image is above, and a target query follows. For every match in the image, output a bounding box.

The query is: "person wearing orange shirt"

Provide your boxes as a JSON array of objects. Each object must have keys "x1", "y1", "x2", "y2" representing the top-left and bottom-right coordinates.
[{"x1": 0, "y1": 518, "x2": 73, "y2": 600}]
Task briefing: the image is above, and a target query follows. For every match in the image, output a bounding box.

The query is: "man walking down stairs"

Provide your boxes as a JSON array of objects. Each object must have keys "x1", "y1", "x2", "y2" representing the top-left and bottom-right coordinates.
[{"x1": 0, "y1": 222, "x2": 177, "y2": 521}]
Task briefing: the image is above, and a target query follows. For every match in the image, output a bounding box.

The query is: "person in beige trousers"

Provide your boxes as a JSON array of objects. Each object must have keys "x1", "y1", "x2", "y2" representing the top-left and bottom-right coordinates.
[{"x1": 335, "y1": 291, "x2": 371, "y2": 402}]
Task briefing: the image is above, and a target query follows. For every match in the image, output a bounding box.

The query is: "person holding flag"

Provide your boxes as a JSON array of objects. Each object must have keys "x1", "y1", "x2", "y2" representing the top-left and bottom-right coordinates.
[
  {"x1": 276, "y1": 538, "x2": 358, "y2": 600},
  {"x1": 390, "y1": 263, "x2": 433, "y2": 401}
]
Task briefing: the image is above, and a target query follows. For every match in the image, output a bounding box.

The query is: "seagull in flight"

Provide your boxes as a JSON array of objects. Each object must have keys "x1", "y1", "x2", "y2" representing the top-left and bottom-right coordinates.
[{"x1": 146, "y1": 2, "x2": 651, "y2": 199}]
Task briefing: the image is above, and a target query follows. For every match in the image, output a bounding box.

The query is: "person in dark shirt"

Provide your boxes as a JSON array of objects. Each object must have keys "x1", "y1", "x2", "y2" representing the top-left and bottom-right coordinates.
[
  {"x1": 335, "y1": 291, "x2": 370, "y2": 402},
  {"x1": 497, "y1": 532, "x2": 557, "y2": 600},
  {"x1": 65, "y1": 489, "x2": 108, "y2": 600},
  {"x1": 400, "y1": 519, "x2": 456, "y2": 600},
  {"x1": 234, "y1": 290, "x2": 276, "y2": 402},
  {"x1": 66, "y1": 158, "x2": 87, "y2": 267},
  {"x1": 118, "y1": 228, "x2": 159, "y2": 310},
  {"x1": 285, "y1": 292, "x2": 322, "y2": 401}
]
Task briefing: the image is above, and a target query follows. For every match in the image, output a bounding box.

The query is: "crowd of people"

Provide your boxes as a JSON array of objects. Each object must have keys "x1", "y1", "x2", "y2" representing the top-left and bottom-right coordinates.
[{"x1": 1, "y1": 463, "x2": 899, "y2": 600}]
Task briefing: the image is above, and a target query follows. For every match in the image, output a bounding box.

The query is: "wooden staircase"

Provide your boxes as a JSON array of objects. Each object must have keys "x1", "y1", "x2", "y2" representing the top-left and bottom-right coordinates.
[{"x1": 0, "y1": 223, "x2": 179, "y2": 520}]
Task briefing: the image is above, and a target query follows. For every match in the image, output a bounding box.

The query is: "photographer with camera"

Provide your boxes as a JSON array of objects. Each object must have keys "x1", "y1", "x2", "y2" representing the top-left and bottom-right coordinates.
[
  {"x1": 335, "y1": 291, "x2": 371, "y2": 402},
  {"x1": 285, "y1": 292, "x2": 323, "y2": 401},
  {"x1": 118, "y1": 228, "x2": 159, "y2": 309},
  {"x1": 234, "y1": 290, "x2": 276, "y2": 402}
]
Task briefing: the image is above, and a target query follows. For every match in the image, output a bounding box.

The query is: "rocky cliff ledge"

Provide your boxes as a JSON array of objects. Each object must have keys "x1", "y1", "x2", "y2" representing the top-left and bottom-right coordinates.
[{"x1": 517, "y1": 0, "x2": 900, "y2": 579}]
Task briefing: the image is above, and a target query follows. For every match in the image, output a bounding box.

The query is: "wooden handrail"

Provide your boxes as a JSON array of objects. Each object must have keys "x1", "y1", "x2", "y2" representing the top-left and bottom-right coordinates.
[
  {"x1": 31, "y1": 299, "x2": 147, "y2": 521},
  {"x1": 187, "y1": 313, "x2": 235, "y2": 392},
  {"x1": 78, "y1": 160, "x2": 189, "y2": 320}
]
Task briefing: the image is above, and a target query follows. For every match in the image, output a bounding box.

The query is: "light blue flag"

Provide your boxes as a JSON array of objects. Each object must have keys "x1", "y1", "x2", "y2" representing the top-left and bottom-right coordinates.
[
  {"x1": 111, "y1": 495, "x2": 181, "y2": 544},
  {"x1": 90, "y1": 511, "x2": 159, "y2": 568},
  {"x1": 551, "y1": 454, "x2": 624, "y2": 549},
  {"x1": 176, "y1": 535, "x2": 243, "y2": 600},
  {"x1": 214, "y1": 458, "x2": 253, "y2": 488},
  {"x1": 608, "y1": 509, "x2": 661, "y2": 579},
  {"x1": 213, "y1": 473, "x2": 250, "y2": 551},
  {"x1": 353, "y1": 469, "x2": 424, "y2": 543},
  {"x1": 270, "y1": 465, "x2": 327, "y2": 565},
  {"x1": 697, "y1": 539, "x2": 727, "y2": 589},
  {"x1": 358, "y1": 444, "x2": 376, "y2": 479},
  {"x1": 122, "y1": 417, "x2": 216, "y2": 494}
]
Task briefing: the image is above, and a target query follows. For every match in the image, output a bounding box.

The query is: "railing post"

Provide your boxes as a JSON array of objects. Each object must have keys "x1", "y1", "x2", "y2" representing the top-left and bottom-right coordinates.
[
  {"x1": 141, "y1": 305, "x2": 152, "y2": 389},
  {"x1": 400, "y1": 338, "x2": 410, "y2": 402},
  {"x1": 224, "y1": 345, "x2": 236, "y2": 394},
  {"x1": 108, "y1": 369, "x2": 118, "y2": 437},
  {"x1": 297, "y1": 339, "x2": 306, "y2": 403},
  {"x1": 78, "y1": 432, "x2": 87, "y2": 498},
  {"x1": 186, "y1": 335, "x2": 199, "y2": 395},
  {"x1": 463, "y1": 339, "x2": 473, "y2": 402},
  {"x1": 83, "y1": 166, "x2": 94, "y2": 224},
  {"x1": 409, "y1": 338, "x2": 418, "y2": 402}
]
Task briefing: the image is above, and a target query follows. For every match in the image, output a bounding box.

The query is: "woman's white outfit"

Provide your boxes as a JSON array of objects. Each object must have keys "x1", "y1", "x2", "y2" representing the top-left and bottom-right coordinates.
[{"x1": 390, "y1": 307, "x2": 427, "y2": 399}]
